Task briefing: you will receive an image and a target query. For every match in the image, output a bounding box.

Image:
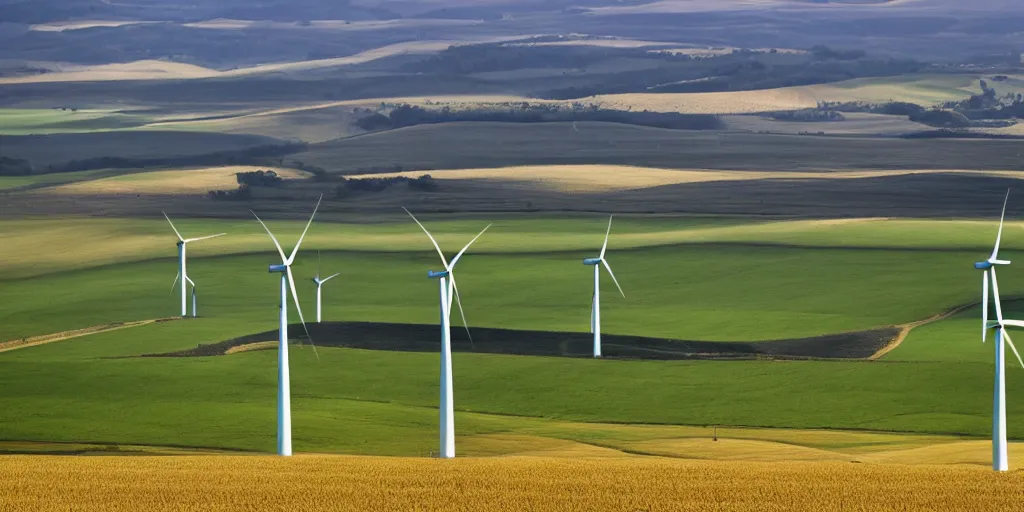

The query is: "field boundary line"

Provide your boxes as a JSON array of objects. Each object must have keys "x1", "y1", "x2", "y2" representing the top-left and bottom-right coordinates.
[
  {"x1": 0, "y1": 318, "x2": 179, "y2": 353},
  {"x1": 868, "y1": 302, "x2": 977, "y2": 360}
]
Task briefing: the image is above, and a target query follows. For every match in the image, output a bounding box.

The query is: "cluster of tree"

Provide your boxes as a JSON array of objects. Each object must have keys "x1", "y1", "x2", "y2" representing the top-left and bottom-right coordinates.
[
  {"x1": 819, "y1": 101, "x2": 970, "y2": 128},
  {"x1": 909, "y1": 109, "x2": 970, "y2": 128},
  {"x1": 235, "y1": 170, "x2": 284, "y2": 187},
  {"x1": 0, "y1": 156, "x2": 32, "y2": 176},
  {"x1": 902, "y1": 130, "x2": 1024, "y2": 140},
  {"x1": 940, "y1": 80, "x2": 1024, "y2": 120},
  {"x1": 764, "y1": 109, "x2": 845, "y2": 122},
  {"x1": 44, "y1": 143, "x2": 306, "y2": 175},
  {"x1": 209, "y1": 169, "x2": 291, "y2": 200},
  {"x1": 288, "y1": 160, "x2": 337, "y2": 182},
  {"x1": 357, "y1": 104, "x2": 723, "y2": 131},
  {"x1": 336, "y1": 174, "x2": 438, "y2": 197},
  {"x1": 823, "y1": 79, "x2": 1024, "y2": 131}
]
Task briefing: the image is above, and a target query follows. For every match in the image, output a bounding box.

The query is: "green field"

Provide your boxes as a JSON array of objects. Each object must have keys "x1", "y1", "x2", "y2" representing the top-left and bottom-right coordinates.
[
  {"x1": 0, "y1": 108, "x2": 151, "y2": 135},
  {"x1": 0, "y1": 214, "x2": 1019, "y2": 456}
]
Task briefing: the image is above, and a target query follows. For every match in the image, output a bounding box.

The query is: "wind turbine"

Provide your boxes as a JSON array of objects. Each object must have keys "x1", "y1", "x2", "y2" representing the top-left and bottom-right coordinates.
[
  {"x1": 252, "y1": 196, "x2": 321, "y2": 457},
  {"x1": 404, "y1": 208, "x2": 490, "y2": 459},
  {"x1": 975, "y1": 190, "x2": 1024, "y2": 472},
  {"x1": 311, "y1": 252, "x2": 340, "y2": 323},
  {"x1": 583, "y1": 215, "x2": 625, "y2": 358},
  {"x1": 164, "y1": 213, "x2": 225, "y2": 317}
]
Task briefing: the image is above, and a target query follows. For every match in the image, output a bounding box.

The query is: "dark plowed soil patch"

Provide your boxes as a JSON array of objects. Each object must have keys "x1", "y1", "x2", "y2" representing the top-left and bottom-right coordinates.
[{"x1": 145, "y1": 322, "x2": 900, "y2": 361}]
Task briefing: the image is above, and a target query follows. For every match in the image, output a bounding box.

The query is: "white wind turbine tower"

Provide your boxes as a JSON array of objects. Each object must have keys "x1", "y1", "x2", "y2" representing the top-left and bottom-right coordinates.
[
  {"x1": 311, "y1": 252, "x2": 340, "y2": 323},
  {"x1": 164, "y1": 212, "x2": 225, "y2": 317},
  {"x1": 583, "y1": 215, "x2": 625, "y2": 358},
  {"x1": 252, "y1": 196, "x2": 322, "y2": 457},
  {"x1": 975, "y1": 190, "x2": 1024, "y2": 472},
  {"x1": 405, "y1": 208, "x2": 490, "y2": 459}
]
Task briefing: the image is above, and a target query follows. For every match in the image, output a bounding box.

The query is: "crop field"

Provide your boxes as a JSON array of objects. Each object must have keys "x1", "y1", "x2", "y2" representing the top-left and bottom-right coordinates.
[
  {"x1": 0, "y1": 108, "x2": 154, "y2": 135},
  {"x1": 801, "y1": 74, "x2": 1024, "y2": 106},
  {"x1": 296, "y1": 123, "x2": 1024, "y2": 173},
  {"x1": 0, "y1": 131, "x2": 280, "y2": 168},
  {"x1": 721, "y1": 112, "x2": 933, "y2": 136},
  {"x1": 0, "y1": 37, "x2": 523, "y2": 85},
  {"x1": 47, "y1": 166, "x2": 309, "y2": 195},
  {"x1": 28, "y1": 20, "x2": 159, "y2": 32},
  {"x1": 354, "y1": 165, "x2": 1024, "y2": 193},
  {"x1": 589, "y1": 74, "x2": 1021, "y2": 113},
  {"x1": 0, "y1": 60, "x2": 220, "y2": 85},
  {"x1": 1, "y1": 455, "x2": 1023, "y2": 512},
  {"x1": 147, "y1": 105, "x2": 367, "y2": 143},
  {"x1": 0, "y1": 169, "x2": 121, "y2": 191}
]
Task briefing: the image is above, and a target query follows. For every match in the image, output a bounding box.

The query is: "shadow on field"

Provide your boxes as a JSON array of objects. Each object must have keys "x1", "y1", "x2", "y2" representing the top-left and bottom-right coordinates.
[{"x1": 145, "y1": 322, "x2": 900, "y2": 360}]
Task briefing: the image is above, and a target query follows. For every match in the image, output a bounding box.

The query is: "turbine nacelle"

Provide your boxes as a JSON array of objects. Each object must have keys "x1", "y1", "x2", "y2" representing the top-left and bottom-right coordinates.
[
  {"x1": 428, "y1": 270, "x2": 450, "y2": 279},
  {"x1": 583, "y1": 258, "x2": 602, "y2": 265},
  {"x1": 269, "y1": 264, "x2": 288, "y2": 273},
  {"x1": 977, "y1": 260, "x2": 1011, "y2": 270}
]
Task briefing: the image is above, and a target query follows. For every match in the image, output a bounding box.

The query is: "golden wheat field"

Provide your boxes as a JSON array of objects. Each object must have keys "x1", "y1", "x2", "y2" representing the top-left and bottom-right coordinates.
[
  {"x1": 355, "y1": 165, "x2": 1024, "y2": 193},
  {"x1": 46, "y1": 166, "x2": 309, "y2": 195},
  {"x1": 1, "y1": 455, "x2": 1022, "y2": 511}
]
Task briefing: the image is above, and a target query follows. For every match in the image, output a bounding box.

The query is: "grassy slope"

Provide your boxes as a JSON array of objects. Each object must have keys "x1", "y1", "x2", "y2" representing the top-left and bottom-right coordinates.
[
  {"x1": 0, "y1": 169, "x2": 118, "y2": 190},
  {"x1": 0, "y1": 108, "x2": 151, "y2": 135},
  {"x1": 0, "y1": 216, "x2": 1016, "y2": 278},
  {"x1": 0, "y1": 131, "x2": 281, "y2": 168},
  {"x1": 297, "y1": 123, "x2": 1024, "y2": 172},
  {"x1": 0, "y1": 248, "x2": 982, "y2": 342},
  {"x1": 0, "y1": 215, "x2": 1019, "y2": 453}
]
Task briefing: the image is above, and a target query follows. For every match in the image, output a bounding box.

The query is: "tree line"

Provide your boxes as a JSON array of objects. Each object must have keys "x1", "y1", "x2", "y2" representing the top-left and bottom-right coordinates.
[
  {"x1": 356, "y1": 104, "x2": 723, "y2": 132},
  {"x1": 0, "y1": 143, "x2": 306, "y2": 177}
]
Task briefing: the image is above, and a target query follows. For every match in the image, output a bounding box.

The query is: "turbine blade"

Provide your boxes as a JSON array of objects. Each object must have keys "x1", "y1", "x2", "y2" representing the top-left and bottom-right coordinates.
[
  {"x1": 601, "y1": 258, "x2": 626, "y2": 298},
  {"x1": 163, "y1": 211, "x2": 184, "y2": 241},
  {"x1": 991, "y1": 189, "x2": 1010, "y2": 262},
  {"x1": 450, "y1": 223, "x2": 492, "y2": 269},
  {"x1": 184, "y1": 233, "x2": 226, "y2": 243},
  {"x1": 287, "y1": 266, "x2": 319, "y2": 361},
  {"x1": 170, "y1": 271, "x2": 180, "y2": 295},
  {"x1": 984, "y1": 271, "x2": 990, "y2": 343},
  {"x1": 317, "y1": 250, "x2": 321, "y2": 280},
  {"x1": 322, "y1": 272, "x2": 341, "y2": 282},
  {"x1": 450, "y1": 275, "x2": 475, "y2": 349},
  {"x1": 1003, "y1": 330, "x2": 1024, "y2": 369},
  {"x1": 991, "y1": 268, "x2": 1004, "y2": 324},
  {"x1": 185, "y1": 276, "x2": 195, "y2": 287},
  {"x1": 599, "y1": 215, "x2": 613, "y2": 259},
  {"x1": 251, "y1": 210, "x2": 287, "y2": 263},
  {"x1": 287, "y1": 194, "x2": 322, "y2": 264},
  {"x1": 403, "y1": 207, "x2": 448, "y2": 267}
]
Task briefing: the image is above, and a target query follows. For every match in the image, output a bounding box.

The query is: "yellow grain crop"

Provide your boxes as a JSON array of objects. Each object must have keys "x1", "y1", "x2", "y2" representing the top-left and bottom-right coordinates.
[
  {"x1": 1, "y1": 455, "x2": 1022, "y2": 511},
  {"x1": 48, "y1": 166, "x2": 309, "y2": 195}
]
